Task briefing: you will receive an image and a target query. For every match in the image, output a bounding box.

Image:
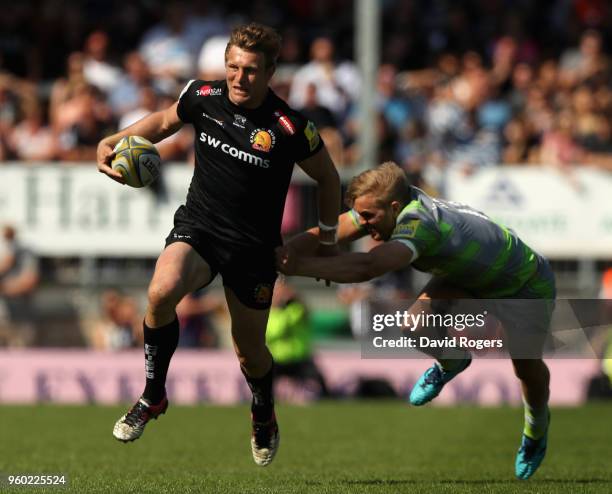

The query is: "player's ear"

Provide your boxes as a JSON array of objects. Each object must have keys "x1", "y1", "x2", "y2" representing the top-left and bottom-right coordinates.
[
  {"x1": 390, "y1": 200, "x2": 402, "y2": 216},
  {"x1": 266, "y1": 63, "x2": 276, "y2": 79}
]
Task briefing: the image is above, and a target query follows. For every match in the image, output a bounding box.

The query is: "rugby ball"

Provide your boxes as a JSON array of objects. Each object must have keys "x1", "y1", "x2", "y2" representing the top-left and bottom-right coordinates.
[{"x1": 111, "y1": 136, "x2": 161, "y2": 188}]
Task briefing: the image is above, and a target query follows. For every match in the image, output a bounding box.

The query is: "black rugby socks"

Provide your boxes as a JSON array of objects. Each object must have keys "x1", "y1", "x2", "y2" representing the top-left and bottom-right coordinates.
[
  {"x1": 242, "y1": 362, "x2": 275, "y2": 423},
  {"x1": 142, "y1": 317, "x2": 180, "y2": 404}
]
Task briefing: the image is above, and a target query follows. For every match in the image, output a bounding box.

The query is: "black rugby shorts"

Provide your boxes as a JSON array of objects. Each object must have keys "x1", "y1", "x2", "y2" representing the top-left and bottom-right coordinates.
[{"x1": 165, "y1": 206, "x2": 277, "y2": 310}]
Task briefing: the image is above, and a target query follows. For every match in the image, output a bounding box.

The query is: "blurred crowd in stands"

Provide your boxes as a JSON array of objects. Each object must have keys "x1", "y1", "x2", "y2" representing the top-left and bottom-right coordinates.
[
  {"x1": 0, "y1": 0, "x2": 610, "y2": 193},
  {"x1": 1, "y1": 1, "x2": 612, "y2": 355}
]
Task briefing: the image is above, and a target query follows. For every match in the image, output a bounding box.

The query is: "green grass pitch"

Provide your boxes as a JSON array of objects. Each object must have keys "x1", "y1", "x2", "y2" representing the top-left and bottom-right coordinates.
[{"x1": 0, "y1": 402, "x2": 611, "y2": 493}]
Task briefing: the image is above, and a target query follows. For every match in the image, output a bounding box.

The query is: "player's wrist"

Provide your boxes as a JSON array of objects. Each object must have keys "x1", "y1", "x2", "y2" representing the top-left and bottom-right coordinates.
[
  {"x1": 318, "y1": 220, "x2": 338, "y2": 232},
  {"x1": 319, "y1": 239, "x2": 337, "y2": 246},
  {"x1": 318, "y1": 229, "x2": 338, "y2": 245},
  {"x1": 318, "y1": 220, "x2": 338, "y2": 245}
]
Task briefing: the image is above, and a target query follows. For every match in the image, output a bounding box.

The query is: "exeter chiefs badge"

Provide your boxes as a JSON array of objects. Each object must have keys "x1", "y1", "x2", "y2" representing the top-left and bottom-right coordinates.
[
  {"x1": 250, "y1": 129, "x2": 276, "y2": 152},
  {"x1": 253, "y1": 283, "x2": 273, "y2": 305}
]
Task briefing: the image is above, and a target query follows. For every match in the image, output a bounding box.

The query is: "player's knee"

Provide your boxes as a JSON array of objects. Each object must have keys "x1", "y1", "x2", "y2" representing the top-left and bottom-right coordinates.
[
  {"x1": 234, "y1": 345, "x2": 269, "y2": 373},
  {"x1": 147, "y1": 279, "x2": 182, "y2": 312},
  {"x1": 235, "y1": 347, "x2": 259, "y2": 367}
]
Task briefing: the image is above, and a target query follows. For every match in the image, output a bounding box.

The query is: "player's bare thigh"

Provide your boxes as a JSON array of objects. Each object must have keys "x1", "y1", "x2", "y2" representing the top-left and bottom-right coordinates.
[
  {"x1": 146, "y1": 242, "x2": 214, "y2": 326},
  {"x1": 224, "y1": 286, "x2": 272, "y2": 377}
]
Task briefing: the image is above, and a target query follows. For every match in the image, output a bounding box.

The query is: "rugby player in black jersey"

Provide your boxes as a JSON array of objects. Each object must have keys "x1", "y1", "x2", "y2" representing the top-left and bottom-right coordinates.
[{"x1": 96, "y1": 23, "x2": 341, "y2": 466}]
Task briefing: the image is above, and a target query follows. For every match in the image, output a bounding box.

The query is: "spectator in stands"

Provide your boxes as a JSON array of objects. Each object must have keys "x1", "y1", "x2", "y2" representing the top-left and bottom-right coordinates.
[
  {"x1": 175, "y1": 290, "x2": 223, "y2": 348},
  {"x1": 343, "y1": 111, "x2": 399, "y2": 168},
  {"x1": 502, "y1": 118, "x2": 533, "y2": 164},
  {"x1": 8, "y1": 98, "x2": 57, "y2": 161},
  {"x1": 0, "y1": 74, "x2": 19, "y2": 136},
  {"x1": 572, "y1": 85, "x2": 609, "y2": 151},
  {"x1": 344, "y1": 63, "x2": 416, "y2": 168},
  {"x1": 197, "y1": 35, "x2": 230, "y2": 81},
  {"x1": 92, "y1": 289, "x2": 141, "y2": 350},
  {"x1": 0, "y1": 226, "x2": 40, "y2": 347},
  {"x1": 108, "y1": 51, "x2": 156, "y2": 118},
  {"x1": 0, "y1": 76, "x2": 19, "y2": 160},
  {"x1": 118, "y1": 85, "x2": 158, "y2": 131},
  {"x1": 377, "y1": 64, "x2": 413, "y2": 135},
  {"x1": 425, "y1": 79, "x2": 471, "y2": 157},
  {"x1": 266, "y1": 278, "x2": 328, "y2": 397},
  {"x1": 289, "y1": 36, "x2": 360, "y2": 120},
  {"x1": 139, "y1": 0, "x2": 207, "y2": 90},
  {"x1": 276, "y1": 27, "x2": 303, "y2": 73},
  {"x1": 299, "y1": 82, "x2": 336, "y2": 130},
  {"x1": 49, "y1": 52, "x2": 87, "y2": 130},
  {"x1": 299, "y1": 82, "x2": 344, "y2": 166},
  {"x1": 82, "y1": 30, "x2": 122, "y2": 94},
  {"x1": 272, "y1": 28, "x2": 305, "y2": 102},
  {"x1": 508, "y1": 62, "x2": 534, "y2": 112},
  {"x1": 560, "y1": 30, "x2": 609, "y2": 87},
  {"x1": 539, "y1": 110, "x2": 583, "y2": 168},
  {"x1": 490, "y1": 36, "x2": 519, "y2": 92},
  {"x1": 0, "y1": 0, "x2": 611, "y2": 186},
  {"x1": 522, "y1": 85, "x2": 555, "y2": 141},
  {"x1": 56, "y1": 83, "x2": 114, "y2": 161}
]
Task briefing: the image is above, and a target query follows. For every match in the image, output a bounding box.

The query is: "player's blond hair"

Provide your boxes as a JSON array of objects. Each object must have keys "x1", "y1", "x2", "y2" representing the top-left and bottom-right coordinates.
[
  {"x1": 345, "y1": 162, "x2": 412, "y2": 207},
  {"x1": 225, "y1": 23, "x2": 281, "y2": 68}
]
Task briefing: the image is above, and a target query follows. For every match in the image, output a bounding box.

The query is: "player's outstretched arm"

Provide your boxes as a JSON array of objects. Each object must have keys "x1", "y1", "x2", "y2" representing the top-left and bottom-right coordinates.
[
  {"x1": 297, "y1": 147, "x2": 341, "y2": 252},
  {"x1": 285, "y1": 211, "x2": 367, "y2": 257},
  {"x1": 96, "y1": 102, "x2": 183, "y2": 183},
  {"x1": 277, "y1": 240, "x2": 413, "y2": 283}
]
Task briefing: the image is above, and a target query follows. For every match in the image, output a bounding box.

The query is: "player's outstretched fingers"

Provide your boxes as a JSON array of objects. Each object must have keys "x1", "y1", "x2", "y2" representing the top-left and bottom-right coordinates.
[{"x1": 98, "y1": 161, "x2": 126, "y2": 184}]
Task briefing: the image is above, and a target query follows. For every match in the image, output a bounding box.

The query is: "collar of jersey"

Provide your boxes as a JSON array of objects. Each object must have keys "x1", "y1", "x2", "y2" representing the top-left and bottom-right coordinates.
[
  {"x1": 222, "y1": 83, "x2": 273, "y2": 115},
  {"x1": 396, "y1": 187, "x2": 420, "y2": 224}
]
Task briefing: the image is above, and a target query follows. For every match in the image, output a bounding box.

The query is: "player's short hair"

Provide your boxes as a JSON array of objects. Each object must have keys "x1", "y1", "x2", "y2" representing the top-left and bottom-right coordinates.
[
  {"x1": 345, "y1": 162, "x2": 412, "y2": 207},
  {"x1": 225, "y1": 23, "x2": 281, "y2": 68}
]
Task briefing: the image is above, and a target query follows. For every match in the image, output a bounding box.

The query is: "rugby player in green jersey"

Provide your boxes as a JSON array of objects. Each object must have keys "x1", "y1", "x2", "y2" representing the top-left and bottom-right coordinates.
[{"x1": 277, "y1": 162, "x2": 555, "y2": 479}]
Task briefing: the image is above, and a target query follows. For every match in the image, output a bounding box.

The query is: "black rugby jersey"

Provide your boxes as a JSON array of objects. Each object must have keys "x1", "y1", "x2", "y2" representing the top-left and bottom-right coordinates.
[{"x1": 176, "y1": 79, "x2": 324, "y2": 247}]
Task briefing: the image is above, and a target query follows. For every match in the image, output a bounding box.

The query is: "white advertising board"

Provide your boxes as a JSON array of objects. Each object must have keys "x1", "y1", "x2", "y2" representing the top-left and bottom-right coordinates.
[
  {"x1": 0, "y1": 164, "x2": 193, "y2": 256},
  {"x1": 445, "y1": 166, "x2": 612, "y2": 258},
  {"x1": 1, "y1": 164, "x2": 611, "y2": 258}
]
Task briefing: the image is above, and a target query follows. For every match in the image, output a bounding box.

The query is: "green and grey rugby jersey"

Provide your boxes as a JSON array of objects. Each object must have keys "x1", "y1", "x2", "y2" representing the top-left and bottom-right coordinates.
[{"x1": 350, "y1": 187, "x2": 544, "y2": 298}]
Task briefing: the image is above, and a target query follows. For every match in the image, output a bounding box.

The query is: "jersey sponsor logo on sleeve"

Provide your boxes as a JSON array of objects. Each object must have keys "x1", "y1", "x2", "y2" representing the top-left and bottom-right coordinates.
[
  {"x1": 394, "y1": 219, "x2": 420, "y2": 238},
  {"x1": 250, "y1": 129, "x2": 276, "y2": 152},
  {"x1": 196, "y1": 85, "x2": 223, "y2": 96},
  {"x1": 273, "y1": 110, "x2": 296, "y2": 135},
  {"x1": 304, "y1": 120, "x2": 320, "y2": 151}
]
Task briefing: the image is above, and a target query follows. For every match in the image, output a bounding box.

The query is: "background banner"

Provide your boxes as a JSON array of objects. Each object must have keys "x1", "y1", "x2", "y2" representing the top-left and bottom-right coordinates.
[
  {"x1": 0, "y1": 350, "x2": 598, "y2": 405},
  {"x1": 3, "y1": 165, "x2": 612, "y2": 258},
  {"x1": 446, "y1": 166, "x2": 612, "y2": 258}
]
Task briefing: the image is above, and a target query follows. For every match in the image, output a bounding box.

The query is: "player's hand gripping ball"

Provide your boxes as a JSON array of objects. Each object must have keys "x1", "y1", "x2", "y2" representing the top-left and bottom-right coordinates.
[{"x1": 111, "y1": 136, "x2": 161, "y2": 188}]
